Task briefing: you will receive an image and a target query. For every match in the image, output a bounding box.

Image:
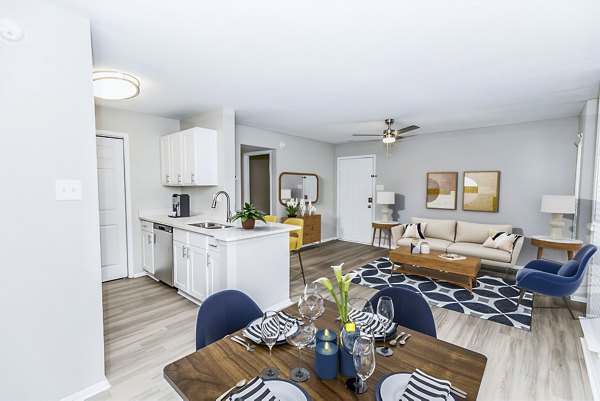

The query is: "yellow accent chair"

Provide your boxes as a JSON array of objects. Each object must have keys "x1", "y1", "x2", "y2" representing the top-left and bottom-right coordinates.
[
  {"x1": 284, "y1": 218, "x2": 306, "y2": 284},
  {"x1": 264, "y1": 215, "x2": 278, "y2": 223}
]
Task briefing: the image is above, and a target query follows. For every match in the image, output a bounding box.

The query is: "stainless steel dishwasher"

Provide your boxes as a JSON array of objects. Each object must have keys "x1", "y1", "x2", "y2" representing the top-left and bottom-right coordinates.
[{"x1": 153, "y1": 223, "x2": 174, "y2": 286}]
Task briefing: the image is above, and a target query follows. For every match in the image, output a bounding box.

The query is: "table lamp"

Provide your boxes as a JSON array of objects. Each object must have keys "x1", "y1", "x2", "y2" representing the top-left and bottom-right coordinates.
[
  {"x1": 377, "y1": 191, "x2": 395, "y2": 222},
  {"x1": 540, "y1": 195, "x2": 575, "y2": 239}
]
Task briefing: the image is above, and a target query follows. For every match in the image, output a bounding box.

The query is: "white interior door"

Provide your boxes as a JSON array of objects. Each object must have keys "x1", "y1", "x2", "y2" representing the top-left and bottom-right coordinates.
[
  {"x1": 96, "y1": 136, "x2": 128, "y2": 282},
  {"x1": 337, "y1": 156, "x2": 375, "y2": 243}
]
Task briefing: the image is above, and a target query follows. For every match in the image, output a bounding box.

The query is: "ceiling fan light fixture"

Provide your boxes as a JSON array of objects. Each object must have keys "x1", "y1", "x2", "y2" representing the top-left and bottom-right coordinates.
[
  {"x1": 383, "y1": 133, "x2": 396, "y2": 144},
  {"x1": 93, "y1": 70, "x2": 140, "y2": 100}
]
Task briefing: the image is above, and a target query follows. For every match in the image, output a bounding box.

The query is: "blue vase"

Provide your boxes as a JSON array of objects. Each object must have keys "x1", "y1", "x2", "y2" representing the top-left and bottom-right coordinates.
[{"x1": 339, "y1": 344, "x2": 356, "y2": 377}]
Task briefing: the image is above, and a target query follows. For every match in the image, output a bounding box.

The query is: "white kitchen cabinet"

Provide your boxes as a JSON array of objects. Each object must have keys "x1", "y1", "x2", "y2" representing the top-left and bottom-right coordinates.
[
  {"x1": 189, "y1": 245, "x2": 211, "y2": 301},
  {"x1": 160, "y1": 127, "x2": 218, "y2": 187},
  {"x1": 160, "y1": 136, "x2": 172, "y2": 185},
  {"x1": 141, "y1": 220, "x2": 154, "y2": 274},
  {"x1": 173, "y1": 240, "x2": 189, "y2": 292}
]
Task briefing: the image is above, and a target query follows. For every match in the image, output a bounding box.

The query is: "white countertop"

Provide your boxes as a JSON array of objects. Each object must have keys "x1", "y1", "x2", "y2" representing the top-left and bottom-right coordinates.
[{"x1": 139, "y1": 213, "x2": 296, "y2": 242}]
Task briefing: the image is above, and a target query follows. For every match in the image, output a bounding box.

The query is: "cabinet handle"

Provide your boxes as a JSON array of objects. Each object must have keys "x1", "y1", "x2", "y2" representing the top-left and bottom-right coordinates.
[
  {"x1": 166, "y1": 174, "x2": 170, "y2": 183},
  {"x1": 187, "y1": 246, "x2": 191, "y2": 259},
  {"x1": 153, "y1": 233, "x2": 156, "y2": 244},
  {"x1": 191, "y1": 173, "x2": 195, "y2": 183},
  {"x1": 178, "y1": 174, "x2": 182, "y2": 184},
  {"x1": 147, "y1": 234, "x2": 151, "y2": 245},
  {"x1": 183, "y1": 246, "x2": 187, "y2": 258},
  {"x1": 209, "y1": 244, "x2": 217, "y2": 248}
]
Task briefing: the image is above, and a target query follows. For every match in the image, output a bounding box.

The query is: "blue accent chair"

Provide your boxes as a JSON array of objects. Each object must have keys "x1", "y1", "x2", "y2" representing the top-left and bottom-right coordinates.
[
  {"x1": 369, "y1": 287, "x2": 437, "y2": 337},
  {"x1": 516, "y1": 244, "x2": 597, "y2": 319},
  {"x1": 195, "y1": 289, "x2": 263, "y2": 350}
]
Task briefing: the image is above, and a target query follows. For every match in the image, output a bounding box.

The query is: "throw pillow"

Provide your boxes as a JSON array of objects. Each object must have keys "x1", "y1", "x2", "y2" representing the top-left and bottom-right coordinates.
[
  {"x1": 557, "y1": 260, "x2": 579, "y2": 277},
  {"x1": 481, "y1": 231, "x2": 522, "y2": 252},
  {"x1": 402, "y1": 223, "x2": 427, "y2": 239}
]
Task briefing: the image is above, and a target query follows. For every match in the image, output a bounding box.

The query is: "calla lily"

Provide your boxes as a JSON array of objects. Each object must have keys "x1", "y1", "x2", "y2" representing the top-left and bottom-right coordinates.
[
  {"x1": 314, "y1": 277, "x2": 333, "y2": 292},
  {"x1": 314, "y1": 262, "x2": 353, "y2": 323},
  {"x1": 332, "y1": 263, "x2": 344, "y2": 282}
]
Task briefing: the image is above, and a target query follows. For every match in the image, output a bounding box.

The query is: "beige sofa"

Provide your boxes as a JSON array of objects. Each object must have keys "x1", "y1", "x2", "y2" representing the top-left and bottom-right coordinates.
[{"x1": 391, "y1": 217, "x2": 524, "y2": 270}]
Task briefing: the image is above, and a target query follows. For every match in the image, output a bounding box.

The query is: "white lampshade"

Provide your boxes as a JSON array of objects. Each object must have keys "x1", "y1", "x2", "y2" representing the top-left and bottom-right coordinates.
[
  {"x1": 541, "y1": 195, "x2": 575, "y2": 214},
  {"x1": 377, "y1": 191, "x2": 395, "y2": 205},
  {"x1": 280, "y1": 189, "x2": 292, "y2": 199}
]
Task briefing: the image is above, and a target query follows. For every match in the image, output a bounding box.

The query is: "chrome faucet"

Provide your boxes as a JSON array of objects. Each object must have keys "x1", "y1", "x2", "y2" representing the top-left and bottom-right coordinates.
[{"x1": 211, "y1": 190, "x2": 232, "y2": 222}]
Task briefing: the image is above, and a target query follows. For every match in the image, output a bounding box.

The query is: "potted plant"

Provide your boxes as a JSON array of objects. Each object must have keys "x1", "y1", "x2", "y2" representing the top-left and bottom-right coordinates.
[
  {"x1": 285, "y1": 198, "x2": 299, "y2": 217},
  {"x1": 231, "y1": 202, "x2": 266, "y2": 229}
]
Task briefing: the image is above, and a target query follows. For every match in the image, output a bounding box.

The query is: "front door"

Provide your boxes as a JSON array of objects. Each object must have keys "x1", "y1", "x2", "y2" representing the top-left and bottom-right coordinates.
[
  {"x1": 96, "y1": 136, "x2": 128, "y2": 282},
  {"x1": 337, "y1": 156, "x2": 376, "y2": 244}
]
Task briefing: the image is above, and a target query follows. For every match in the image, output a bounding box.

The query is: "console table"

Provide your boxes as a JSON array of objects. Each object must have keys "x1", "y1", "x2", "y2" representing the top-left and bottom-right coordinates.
[
  {"x1": 281, "y1": 214, "x2": 321, "y2": 245},
  {"x1": 531, "y1": 235, "x2": 582, "y2": 260}
]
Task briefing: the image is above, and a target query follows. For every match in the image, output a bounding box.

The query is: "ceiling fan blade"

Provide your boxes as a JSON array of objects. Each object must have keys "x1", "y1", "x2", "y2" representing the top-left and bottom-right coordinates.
[
  {"x1": 352, "y1": 134, "x2": 383, "y2": 137},
  {"x1": 394, "y1": 125, "x2": 420, "y2": 135}
]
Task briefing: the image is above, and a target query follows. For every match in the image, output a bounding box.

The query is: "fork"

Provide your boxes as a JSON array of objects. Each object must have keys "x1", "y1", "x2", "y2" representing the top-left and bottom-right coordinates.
[
  {"x1": 450, "y1": 385, "x2": 467, "y2": 399},
  {"x1": 230, "y1": 337, "x2": 255, "y2": 352},
  {"x1": 233, "y1": 335, "x2": 257, "y2": 349}
]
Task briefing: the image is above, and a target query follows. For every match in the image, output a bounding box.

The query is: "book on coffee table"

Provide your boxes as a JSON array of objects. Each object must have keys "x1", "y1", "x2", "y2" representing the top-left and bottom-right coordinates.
[{"x1": 439, "y1": 253, "x2": 466, "y2": 261}]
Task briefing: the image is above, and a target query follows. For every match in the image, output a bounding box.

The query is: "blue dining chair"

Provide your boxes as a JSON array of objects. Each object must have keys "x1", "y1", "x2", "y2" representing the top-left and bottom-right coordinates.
[
  {"x1": 369, "y1": 287, "x2": 437, "y2": 338},
  {"x1": 516, "y1": 244, "x2": 597, "y2": 319},
  {"x1": 195, "y1": 289, "x2": 263, "y2": 350}
]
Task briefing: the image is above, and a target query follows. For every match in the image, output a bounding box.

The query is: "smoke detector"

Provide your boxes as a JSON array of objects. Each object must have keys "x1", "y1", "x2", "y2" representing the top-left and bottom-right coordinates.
[{"x1": 0, "y1": 19, "x2": 25, "y2": 43}]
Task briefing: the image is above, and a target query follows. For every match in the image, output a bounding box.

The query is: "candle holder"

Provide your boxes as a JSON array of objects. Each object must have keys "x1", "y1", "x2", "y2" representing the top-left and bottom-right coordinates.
[
  {"x1": 315, "y1": 342, "x2": 338, "y2": 380},
  {"x1": 316, "y1": 328, "x2": 337, "y2": 345}
]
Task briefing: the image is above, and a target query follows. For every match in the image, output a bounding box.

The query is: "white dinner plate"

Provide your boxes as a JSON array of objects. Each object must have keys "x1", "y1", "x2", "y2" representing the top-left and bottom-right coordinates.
[
  {"x1": 377, "y1": 372, "x2": 455, "y2": 401},
  {"x1": 264, "y1": 379, "x2": 312, "y2": 401},
  {"x1": 243, "y1": 313, "x2": 298, "y2": 345}
]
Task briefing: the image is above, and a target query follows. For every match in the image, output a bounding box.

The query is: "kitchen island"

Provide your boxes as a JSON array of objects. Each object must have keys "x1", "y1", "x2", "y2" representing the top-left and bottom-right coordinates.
[{"x1": 140, "y1": 213, "x2": 296, "y2": 311}]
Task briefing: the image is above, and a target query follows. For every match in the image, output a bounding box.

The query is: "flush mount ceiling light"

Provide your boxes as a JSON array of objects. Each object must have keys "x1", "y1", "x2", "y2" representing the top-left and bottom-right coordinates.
[{"x1": 92, "y1": 70, "x2": 140, "y2": 100}]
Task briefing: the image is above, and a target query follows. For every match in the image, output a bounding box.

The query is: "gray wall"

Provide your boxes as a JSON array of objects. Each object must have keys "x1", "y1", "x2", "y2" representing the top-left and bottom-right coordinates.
[
  {"x1": 236, "y1": 125, "x2": 337, "y2": 239},
  {"x1": 0, "y1": 1, "x2": 106, "y2": 399},
  {"x1": 181, "y1": 108, "x2": 236, "y2": 219},
  {"x1": 335, "y1": 118, "x2": 579, "y2": 265},
  {"x1": 95, "y1": 106, "x2": 181, "y2": 276}
]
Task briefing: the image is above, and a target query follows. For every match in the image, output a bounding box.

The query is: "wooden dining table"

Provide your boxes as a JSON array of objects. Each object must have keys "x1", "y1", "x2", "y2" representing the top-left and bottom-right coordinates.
[{"x1": 163, "y1": 301, "x2": 487, "y2": 400}]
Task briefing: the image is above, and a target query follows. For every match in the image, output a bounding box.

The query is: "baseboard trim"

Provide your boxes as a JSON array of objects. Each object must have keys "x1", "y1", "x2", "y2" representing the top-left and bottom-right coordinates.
[
  {"x1": 178, "y1": 290, "x2": 202, "y2": 306},
  {"x1": 60, "y1": 377, "x2": 110, "y2": 401},
  {"x1": 572, "y1": 295, "x2": 589, "y2": 304},
  {"x1": 131, "y1": 271, "x2": 148, "y2": 278},
  {"x1": 581, "y1": 337, "x2": 600, "y2": 401}
]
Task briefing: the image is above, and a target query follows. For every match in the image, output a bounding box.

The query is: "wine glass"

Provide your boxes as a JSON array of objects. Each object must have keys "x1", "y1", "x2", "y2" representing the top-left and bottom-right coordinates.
[
  {"x1": 352, "y1": 335, "x2": 376, "y2": 394},
  {"x1": 298, "y1": 292, "x2": 324, "y2": 348},
  {"x1": 348, "y1": 298, "x2": 374, "y2": 335},
  {"x1": 376, "y1": 296, "x2": 394, "y2": 357},
  {"x1": 303, "y1": 281, "x2": 320, "y2": 296},
  {"x1": 285, "y1": 316, "x2": 315, "y2": 382},
  {"x1": 260, "y1": 311, "x2": 280, "y2": 379}
]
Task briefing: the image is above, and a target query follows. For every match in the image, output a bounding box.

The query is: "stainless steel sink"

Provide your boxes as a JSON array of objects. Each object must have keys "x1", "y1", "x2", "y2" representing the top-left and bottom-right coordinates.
[{"x1": 188, "y1": 222, "x2": 233, "y2": 229}]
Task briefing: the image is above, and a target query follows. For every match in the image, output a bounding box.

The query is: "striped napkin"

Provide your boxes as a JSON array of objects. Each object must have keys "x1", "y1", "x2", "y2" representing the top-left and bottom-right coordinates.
[
  {"x1": 243, "y1": 311, "x2": 296, "y2": 344},
  {"x1": 230, "y1": 377, "x2": 280, "y2": 401},
  {"x1": 400, "y1": 369, "x2": 451, "y2": 401},
  {"x1": 348, "y1": 310, "x2": 396, "y2": 339}
]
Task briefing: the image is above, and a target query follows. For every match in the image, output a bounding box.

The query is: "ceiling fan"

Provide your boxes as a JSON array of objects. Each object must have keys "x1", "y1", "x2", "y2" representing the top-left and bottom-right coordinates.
[{"x1": 352, "y1": 118, "x2": 420, "y2": 144}]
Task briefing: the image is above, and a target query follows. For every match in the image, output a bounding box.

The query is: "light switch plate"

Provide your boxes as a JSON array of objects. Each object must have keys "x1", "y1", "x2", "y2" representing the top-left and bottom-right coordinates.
[
  {"x1": 55, "y1": 179, "x2": 82, "y2": 200},
  {"x1": 376, "y1": 185, "x2": 384, "y2": 191}
]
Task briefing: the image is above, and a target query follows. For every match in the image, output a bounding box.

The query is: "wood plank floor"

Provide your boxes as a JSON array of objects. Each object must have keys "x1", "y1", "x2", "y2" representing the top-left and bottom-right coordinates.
[{"x1": 90, "y1": 240, "x2": 592, "y2": 401}]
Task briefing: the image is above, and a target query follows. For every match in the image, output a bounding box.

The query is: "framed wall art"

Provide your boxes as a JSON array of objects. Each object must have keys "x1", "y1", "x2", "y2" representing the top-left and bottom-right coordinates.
[
  {"x1": 426, "y1": 172, "x2": 458, "y2": 210},
  {"x1": 463, "y1": 171, "x2": 500, "y2": 212}
]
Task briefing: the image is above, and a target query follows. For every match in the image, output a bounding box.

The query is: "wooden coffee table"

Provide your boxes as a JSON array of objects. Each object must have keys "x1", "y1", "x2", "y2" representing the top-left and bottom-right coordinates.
[{"x1": 389, "y1": 247, "x2": 481, "y2": 294}]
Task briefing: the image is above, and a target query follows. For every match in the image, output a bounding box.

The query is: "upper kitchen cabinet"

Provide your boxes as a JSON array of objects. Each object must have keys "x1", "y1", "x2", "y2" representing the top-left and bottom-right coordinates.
[{"x1": 160, "y1": 127, "x2": 218, "y2": 186}]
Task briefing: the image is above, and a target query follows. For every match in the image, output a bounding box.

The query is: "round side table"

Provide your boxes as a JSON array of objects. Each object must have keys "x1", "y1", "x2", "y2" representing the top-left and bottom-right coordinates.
[
  {"x1": 371, "y1": 221, "x2": 400, "y2": 249},
  {"x1": 530, "y1": 235, "x2": 583, "y2": 260}
]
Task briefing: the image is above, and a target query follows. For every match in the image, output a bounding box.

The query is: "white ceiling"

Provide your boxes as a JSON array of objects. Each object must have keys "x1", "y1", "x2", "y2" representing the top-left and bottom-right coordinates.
[{"x1": 49, "y1": 0, "x2": 600, "y2": 143}]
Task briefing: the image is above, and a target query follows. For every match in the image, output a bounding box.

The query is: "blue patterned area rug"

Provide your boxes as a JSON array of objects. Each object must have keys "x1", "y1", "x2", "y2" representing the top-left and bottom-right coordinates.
[{"x1": 351, "y1": 257, "x2": 533, "y2": 331}]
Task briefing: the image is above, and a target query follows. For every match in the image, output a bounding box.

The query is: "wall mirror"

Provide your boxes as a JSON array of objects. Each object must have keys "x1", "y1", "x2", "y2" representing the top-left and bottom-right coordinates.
[{"x1": 279, "y1": 172, "x2": 319, "y2": 205}]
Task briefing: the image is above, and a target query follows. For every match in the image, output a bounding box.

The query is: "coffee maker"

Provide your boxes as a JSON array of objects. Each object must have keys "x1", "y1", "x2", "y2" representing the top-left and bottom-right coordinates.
[{"x1": 172, "y1": 194, "x2": 190, "y2": 218}]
